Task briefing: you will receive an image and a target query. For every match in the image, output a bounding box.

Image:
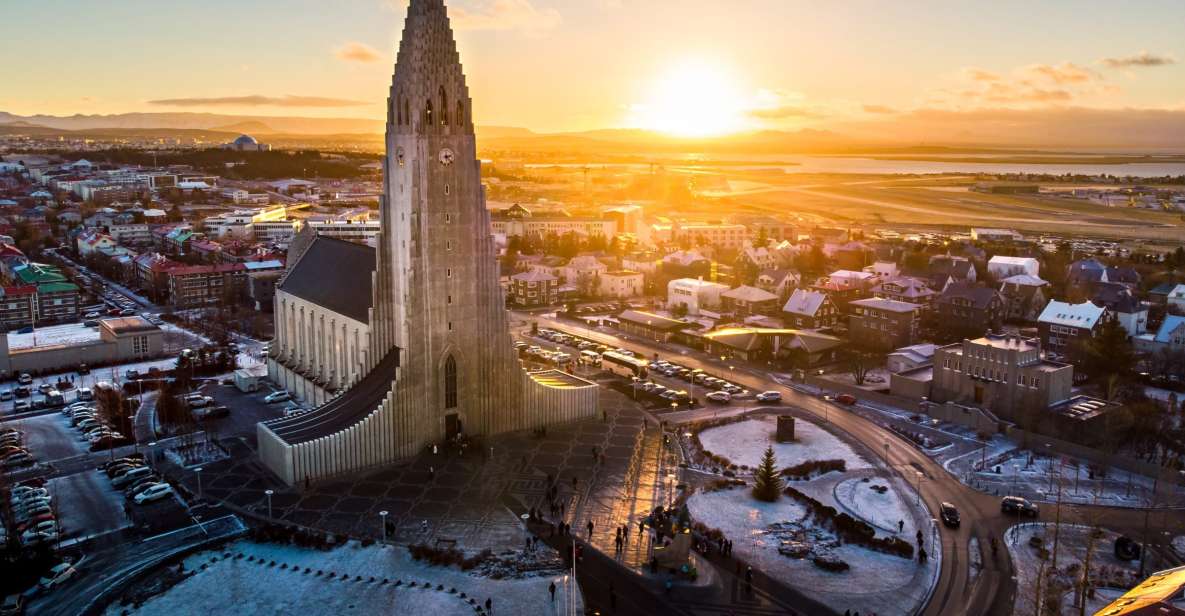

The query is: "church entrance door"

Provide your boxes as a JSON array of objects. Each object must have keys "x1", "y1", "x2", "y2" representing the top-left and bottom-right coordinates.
[{"x1": 445, "y1": 413, "x2": 461, "y2": 440}]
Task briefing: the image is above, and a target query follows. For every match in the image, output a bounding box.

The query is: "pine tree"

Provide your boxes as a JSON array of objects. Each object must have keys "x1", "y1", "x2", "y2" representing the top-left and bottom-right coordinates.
[{"x1": 752, "y1": 446, "x2": 783, "y2": 502}]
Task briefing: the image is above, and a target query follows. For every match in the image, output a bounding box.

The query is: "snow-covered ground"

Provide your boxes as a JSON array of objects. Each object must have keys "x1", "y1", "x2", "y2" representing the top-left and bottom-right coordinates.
[
  {"x1": 697, "y1": 416, "x2": 871, "y2": 471},
  {"x1": 972, "y1": 450, "x2": 1164, "y2": 508},
  {"x1": 834, "y1": 477, "x2": 913, "y2": 534},
  {"x1": 688, "y1": 486, "x2": 934, "y2": 616},
  {"x1": 1005, "y1": 523, "x2": 1141, "y2": 616},
  {"x1": 8, "y1": 322, "x2": 102, "y2": 350},
  {"x1": 105, "y1": 540, "x2": 581, "y2": 616},
  {"x1": 689, "y1": 415, "x2": 936, "y2": 616}
]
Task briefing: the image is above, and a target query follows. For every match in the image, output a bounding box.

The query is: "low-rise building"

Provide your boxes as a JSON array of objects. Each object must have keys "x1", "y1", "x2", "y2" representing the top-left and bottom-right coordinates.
[
  {"x1": 167, "y1": 263, "x2": 248, "y2": 308},
  {"x1": 0, "y1": 317, "x2": 164, "y2": 377},
  {"x1": 935, "y1": 283, "x2": 1005, "y2": 339},
  {"x1": 0, "y1": 285, "x2": 36, "y2": 331},
  {"x1": 754, "y1": 269, "x2": 801, "y2": 302},
  {"x1": 782, "y1": 289, "x2": 838, "y2": 330},
  {"x1": 1037, "y1": 299, "x2": 1108, "y2": 361},
  {"x1": 667, "y1": 278, "x2": 728, "y2": 316},
  {"x1": 872, "y1": 276, "x2": 936, "y2": 308},
  {"x1": 1092, "y1": 283, "x2": 1148, "y2": 337},
  {"x1": 987, "y1": 255, "x2": 1040, "y2": 279},
  {"x1": 598, "y1": 270, "x2": 643, "y2": 299},
  {"x1": 886, "y1": 343, "x2": 937, "y2": 373},
  {"x1": 1168, "y1": 283, "x2": 1185, "y2": 313},
  {"x1": 998, "y1": 274, "x2": 1049, "y2": 322},
  {"x1": 721, "y1": 285, "x2": 780, "y2": 317},
  {"x1": 509, "y1": 270, "x2": 559, "y2": 307},
  {"x1": 616, "y1": 310, "x2": 688, "y2": 342},
  {"x1": 930, "y1": 334, "x2": 1073, "y2": 423},
  {"x1": 847, "y1": 297, "x2": 922, "y2": 351},
  {"x1": 703, "y1": 327, "x2": 843, "y2": 365}
]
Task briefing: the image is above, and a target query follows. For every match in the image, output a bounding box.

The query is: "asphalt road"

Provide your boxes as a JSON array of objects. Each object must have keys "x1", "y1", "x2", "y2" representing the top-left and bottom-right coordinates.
[{"x1": 523, "y1": 314, "x2": 1184, "y2": 616}]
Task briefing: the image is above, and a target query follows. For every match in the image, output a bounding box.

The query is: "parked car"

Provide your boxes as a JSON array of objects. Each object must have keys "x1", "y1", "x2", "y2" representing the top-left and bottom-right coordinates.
[
  {"x1": 0, "y1": 391, "x2": 11, "y2": 402},
  {"x1": 76, "y1": 388, "x2": 94, "y2": 401},
  {"x1": 105, "y1": 461, "x2": 144, "y2": 478},
  {"x1": 835, "y1": 393, "x2": 858, "y2": 406},
  {"x1": 134, "y1": 483, "x2": 175, "y2": 505},
  {"x1": 755, "y1": 391, "x2": 782, "y2": 403},
  {"x1": 939, "y1": 502, "x2": 961, "y2": 528},
  {"x1": 3, "y1": 453, "x2": 34, "y2": 468},
  {"x1": 17, "y1": 374, "x2": 32, "y2": 385},
  {"x1": 263, "y1": 391, "x2": 291, "y2": 404},
  {"x1": 112, "y1": 465, "x2": 153, "y2": 486},
  {"x1": 1001, "y1": 496, "x2": 1039, "y2": 517}
]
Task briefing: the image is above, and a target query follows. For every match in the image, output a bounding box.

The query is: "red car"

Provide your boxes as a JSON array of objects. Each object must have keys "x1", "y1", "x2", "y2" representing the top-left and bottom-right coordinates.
[{"x1": 835, "y1": 394, "x2": 857, "y2": 406}]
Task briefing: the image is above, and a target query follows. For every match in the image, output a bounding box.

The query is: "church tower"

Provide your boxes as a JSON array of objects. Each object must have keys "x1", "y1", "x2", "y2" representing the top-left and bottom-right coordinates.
[
  {"x1": 257, "y1": 0, "x2": 597, "y2": 486},
  {"x1": 371, "y1": 0, "x2": 522, "y2": 444}
]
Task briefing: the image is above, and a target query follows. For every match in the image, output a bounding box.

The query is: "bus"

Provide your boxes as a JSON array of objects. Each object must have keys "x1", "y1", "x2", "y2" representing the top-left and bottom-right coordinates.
[{"x1": 601, "y1": 351, "x2": 648, "y2": 379}]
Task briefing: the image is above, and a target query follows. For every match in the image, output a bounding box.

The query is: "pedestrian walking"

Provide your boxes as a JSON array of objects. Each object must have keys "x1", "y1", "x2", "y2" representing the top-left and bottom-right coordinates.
[
  {"x1": 485, "y1": 598, "x2": 492, "y2": 615},
  {"x1": 898, "y1": 520, "x2": 904, "y2": 533},
  {"x1": 549, "y1": 581, "x2": 556, "y2": 602},
  {"x1": 587, "y1": 520, "x2": 594, "y2": 537}
]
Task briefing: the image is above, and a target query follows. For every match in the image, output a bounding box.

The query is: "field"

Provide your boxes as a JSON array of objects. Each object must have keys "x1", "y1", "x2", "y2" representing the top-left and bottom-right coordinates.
[{"x1": 697, "y1": 171, "x2": 1185, "y2": 242}]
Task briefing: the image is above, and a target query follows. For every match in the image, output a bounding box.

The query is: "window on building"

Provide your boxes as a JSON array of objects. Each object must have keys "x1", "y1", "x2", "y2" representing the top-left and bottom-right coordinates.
[
  {"x1": 444, "y1": 355, "x2": 457, "y2": 409},
  {"x1": 439, "y1": 87, "x2": 449, "y2": 125}
]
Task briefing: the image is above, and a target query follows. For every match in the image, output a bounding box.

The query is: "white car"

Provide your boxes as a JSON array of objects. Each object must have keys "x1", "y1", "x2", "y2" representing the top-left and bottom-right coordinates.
[
  {"x1": 705, "y1": 391, "x2": 732, "y2": 404},
  {"x1": 14, "y1": 487, "x2": 48, "y2": 502},
  {"x1": 755, "y1": 391, "x2": 783, "y2": 403},
  {"x1": 38, "y1": 562, "x2": 76, "y2": 590},
  {"x1": 21, "y1": 521, "x2": 58, "y2": 543},
  {"x1": 134, "y1": 483, "x2": 174, "y2": 505},
  {"x1": 263, "y1": 391, "x2": 291, "y2": 404}
]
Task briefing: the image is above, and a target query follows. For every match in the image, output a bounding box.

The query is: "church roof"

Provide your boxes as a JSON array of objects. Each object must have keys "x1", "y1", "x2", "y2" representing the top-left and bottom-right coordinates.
[{"x1": 278, "y1": 236, "x2": 375, "y2": 323}]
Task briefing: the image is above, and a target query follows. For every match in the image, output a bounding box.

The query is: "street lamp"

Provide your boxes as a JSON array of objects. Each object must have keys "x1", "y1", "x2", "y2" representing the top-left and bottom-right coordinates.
[
  {"x1": 631, "y1": 376, "x2": 639, "y2": 400},
  {"x1": 379, "y1": 510, "x2": 389, "y2": 542},
  {"x1": 265, "y1": 489, "x2": 274, "y2": 518},
  {"x1": 195, "y1": 466, "x2": 203, "y2": 499},
  {"x1": 667, "y1": 472, "x2": 676, "y2": 508}
]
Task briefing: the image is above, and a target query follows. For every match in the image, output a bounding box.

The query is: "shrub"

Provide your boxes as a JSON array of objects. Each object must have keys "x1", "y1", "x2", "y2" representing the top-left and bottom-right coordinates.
[
  {"x1": 783, "y1": 486, "x2": 913, "y2": 559},
  {"x1": 779, "y1": 459, "x2": 846, "y2": 480}
]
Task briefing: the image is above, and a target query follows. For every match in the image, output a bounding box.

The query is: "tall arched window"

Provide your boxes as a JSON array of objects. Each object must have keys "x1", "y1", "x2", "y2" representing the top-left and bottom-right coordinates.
[
  {"x1": 444, "y1": 355, "x2": 458, "y2": 409},
  {"x1": 403, "y1": 99, "x2": 410, "y2": 127},
  {"x1": 455, "y1": 102, "x2": 464, "y2": 128},
  {"x1": 439, "y1": 87, "x2": 449, "y2": 125},
  {"x1": 425, "y1": 99, "x2": 433, "y2": 127}
]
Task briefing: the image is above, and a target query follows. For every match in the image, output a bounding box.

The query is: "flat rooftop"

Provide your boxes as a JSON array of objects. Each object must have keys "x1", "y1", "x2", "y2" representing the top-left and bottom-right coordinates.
[
  {"x1": 8, "y1": 323, "x2": 101, "y2": 351},
  {"x1": 528, "y1": 369, "x2": 598, "y2": 389}
]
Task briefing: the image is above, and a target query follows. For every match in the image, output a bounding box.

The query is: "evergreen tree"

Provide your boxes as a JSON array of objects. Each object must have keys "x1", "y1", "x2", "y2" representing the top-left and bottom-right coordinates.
[
  {"x1": 1079, "y1": 317, "x2": 1134, "y2": 401},
  {"x1": 752, "y1": 446, "x2": 783, "y2": 502}
]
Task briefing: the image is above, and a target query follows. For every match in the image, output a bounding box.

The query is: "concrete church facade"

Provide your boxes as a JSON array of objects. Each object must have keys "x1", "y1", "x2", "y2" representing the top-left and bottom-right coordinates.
[{"x1": 258, "y1": 0, "x2": 598, "y2": 486}]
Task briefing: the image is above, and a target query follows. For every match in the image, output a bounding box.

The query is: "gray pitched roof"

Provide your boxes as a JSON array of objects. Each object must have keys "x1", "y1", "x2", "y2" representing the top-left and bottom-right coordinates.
[{"x1": 278, "y1": 236, "x2": 375, "y2": 323}]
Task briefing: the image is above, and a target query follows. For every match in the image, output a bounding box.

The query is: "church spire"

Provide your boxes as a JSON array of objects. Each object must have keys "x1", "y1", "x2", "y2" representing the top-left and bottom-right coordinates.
[{"x1": 387, "y1": 0, "x2": 472, "y2": 136}]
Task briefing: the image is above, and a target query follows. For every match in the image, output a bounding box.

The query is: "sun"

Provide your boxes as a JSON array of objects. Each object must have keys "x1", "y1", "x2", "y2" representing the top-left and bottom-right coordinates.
[{"x1": 632, "y1": 60, "x2": 749, "y2": 137}]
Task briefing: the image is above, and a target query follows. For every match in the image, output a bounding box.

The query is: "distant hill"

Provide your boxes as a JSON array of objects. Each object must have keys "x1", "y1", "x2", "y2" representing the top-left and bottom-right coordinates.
[
  {"x1": 0, "y1": 111, "x2": 382, "y2": 135},
  {"x1": 213, "y1": 120, "x2": 277, "y2": 134}
]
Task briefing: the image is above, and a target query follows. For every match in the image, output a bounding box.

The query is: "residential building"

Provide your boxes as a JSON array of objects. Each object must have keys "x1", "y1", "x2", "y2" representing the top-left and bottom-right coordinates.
[
  {"x1": 0, "y1": 316, "x2": 164, "y2": 377},
  {"x1": 107, "y1": 223, "x2": 152, "y2": 246},
  {"x1": 1037, "y1": 299, "x2": 1108, "y2": 361},
  {"x1": 1140, "y1": 315, "x2": 1185, "y2": 354},
  {"x1": 782, "y1": 289, "x2": 839, "y2": 330},
  {"x1": 509, "y1": 270, "x2": 559, "y2": 307},
  {"x1": 660, "y1": 249, "x2": 712, "y2": 279},
  {"x1": 930, "y1": 334, "x2": 1073, "y2": 423},
  {"x1": 721, "y1": 285, "x2": 780, "y2": 317},
  {"x1": 76, "y1": 230, "x2": 118, "y2": 256},
  {"x1": 166, "y1": 263, "x2": 248, "y2": 308},
  {"x1": 999, "y1": 274, "x2": 1049, "y2": 322},
  {"x1": 927, "y1": 254, "x2": 977, "y2": 290},
  {"x1": 1067, "y1": 258, "x2": 1141, "y2": 294},
  {"x1": 674, "y1": 223, "x2": 749, "y2": 249},
  {"x1": 934, "y1": 283, "x2": 1005, "y2": 339},
  {"x1": 848, "y1": 297, "x2": 922, "y2": 351},
  {"x1": 1092, "y1": 283, "x2": 1148, "y2": 337},
  {"x1": 872, "y1": 276, "x2": 936, "y2": 308},
  {"x1": 1169, "y1": 284, "x2": 1185, "y2": 313},
  {"x1": 1147, "y1": 281, "x2": 1181, "y2": 306},
  {"x1": 598, "y1": 270, "x2": 643, "y2": 299},
  {"x1": 563, "y1": 255, "x2": 609, "y2": 292},
  {"x1": 755, "y1": 268, "x2": 801, "y2": 302},
  {"x1": 0, "y1": 285, "x2": 36, "y2": 331},
  {"x1": 987, "y1": 255, "x2": 1040, "y2": 280},
  {"x1": 667, "y1": 278, "x2": 728, "y2": 316}
]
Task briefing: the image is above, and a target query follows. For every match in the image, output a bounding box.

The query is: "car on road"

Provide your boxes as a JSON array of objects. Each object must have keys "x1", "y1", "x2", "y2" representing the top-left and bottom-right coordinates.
[
  {"x1": 38, "y1": 562, "x2": 76, "y2": 591},
  {"x1": 939, "y1": 502, "x2": 961, "y2": 528},
  {"x1": 1001, "y1": 496, "x2": 1039, "y2": 517},
  {"x1": 705, "y1": 391, "x2": 732, "y2": 404},
  {"x1": 17, "y1": 374, "x2": 32, "y2": 385},
  {"x1": 835, "y1": 394, "x2": 858, "y2": 405},
  {"x1": 0, "y1": 594, "x2": 24, "y2": 615},
  {"x1": 755, "y1": 391, "x2": 782, "y2": 403},
  {"x1": 263, "y1": 391, "x2": 291, "y2": 404},
  {"x1": 134, "y1": 483, "x2": 175, "y2": 505}
]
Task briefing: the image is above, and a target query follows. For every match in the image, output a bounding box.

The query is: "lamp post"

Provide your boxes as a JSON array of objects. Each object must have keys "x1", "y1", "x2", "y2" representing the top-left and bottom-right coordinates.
[
  {"x1": 265, "y1": 489, "x2": 274, "y2": 518},
  {"x1": 1046, "y1": 444, "x2": 1063, "y2": 571},
  {"x1": 631, "y1": 376, "x2": 639, "y2": 401},
  {"x1": 379, "y1": 510, "x2": 389, "y2": 543},
  {"x1": 667, "y1": 472, "x2": 676, "y2": 509},
  {"x1": 195, "y1": 467, "x2": 203, "y2": 500}
]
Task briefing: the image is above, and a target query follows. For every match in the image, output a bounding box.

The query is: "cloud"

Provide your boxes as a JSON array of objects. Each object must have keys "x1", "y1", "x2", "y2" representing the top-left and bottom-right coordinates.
[
  {"x1": 862, "y1": 104, "x2": 897, "y2": 115},
  {"x1": 748, "y1": 105, "x2": 825, "y2": 120},
  {"x1": 1023, "y1": 62, "x2": 1098, "y2": 84},
  {"x1": 450, "y1": 0, "x2": 561, "y2": 32},
  {"x1": 336, "y1": 41, "x2": 383, "y2": 63},
  {"x1": 963, "y1": 68, "x2": 1001, "y2": 82},
  {"x1": 964, "y1": 81, "x2": 1072, "y2": 104},
  {"x1": 1102, "y1": 51, "x2": 1176, "y2": 68},
  {"x1": 147, "y1": 95, "x2": 368, "y2": 108}
]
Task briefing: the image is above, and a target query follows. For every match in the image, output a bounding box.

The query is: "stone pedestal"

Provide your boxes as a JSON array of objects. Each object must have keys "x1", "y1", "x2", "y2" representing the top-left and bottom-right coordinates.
[{"x1": 776, "y1": 415, "x2": 796, "y2": 442}]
